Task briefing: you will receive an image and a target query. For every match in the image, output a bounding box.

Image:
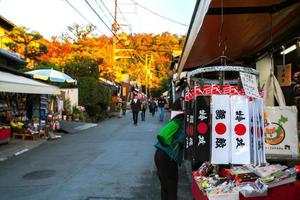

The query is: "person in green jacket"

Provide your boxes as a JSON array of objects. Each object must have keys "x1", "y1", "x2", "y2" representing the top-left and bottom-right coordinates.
[{"x1": 154, "y1": 98, "x2": 185, "y2": 200}]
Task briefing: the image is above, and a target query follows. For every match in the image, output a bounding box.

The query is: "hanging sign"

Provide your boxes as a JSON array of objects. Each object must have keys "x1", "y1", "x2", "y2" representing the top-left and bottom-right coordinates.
[
  {"x1": 230, "y1": 96, "x2": 251, "y2": 164},
  {"x1": 211, "y1": 95, "x2": 230, "y2": 164},
  {"x1": 184, "y1": 100, "x2": 194, "y2": 160},
  {"x1": 240, "y1": 72, "x2": 260, "y2": 98},
  {"x1": 194, "y1": 96, "x2": 211, "y2": 162},
  {"x1": 184, "y1": 85, "x2": 245, "y2": 101},
  {"x1": 277, "y1": 64, "x2": 291, "y2": 86}
]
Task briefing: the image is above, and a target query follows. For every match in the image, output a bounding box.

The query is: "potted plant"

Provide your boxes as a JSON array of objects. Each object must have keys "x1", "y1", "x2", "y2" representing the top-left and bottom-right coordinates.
[{"x1": 72, "y1": 106, "x2": 80, "y2": 121}]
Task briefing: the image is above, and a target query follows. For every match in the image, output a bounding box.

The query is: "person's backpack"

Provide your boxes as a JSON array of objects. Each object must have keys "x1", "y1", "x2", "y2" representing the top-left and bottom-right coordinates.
[{"x1": 157, "y1": 118, "x2": 183, "y2": 146}]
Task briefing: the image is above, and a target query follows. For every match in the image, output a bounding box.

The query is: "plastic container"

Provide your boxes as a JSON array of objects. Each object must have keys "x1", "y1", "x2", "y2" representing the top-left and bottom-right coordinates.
[{"x1": 207, "y1": 190, "x2": 239, "y2": 200}]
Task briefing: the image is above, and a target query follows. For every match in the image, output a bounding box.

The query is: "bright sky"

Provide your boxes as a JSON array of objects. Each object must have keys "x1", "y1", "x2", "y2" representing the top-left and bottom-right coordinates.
[{"x1": 0, "y1": 0, "x2": 196, "y2": 39}]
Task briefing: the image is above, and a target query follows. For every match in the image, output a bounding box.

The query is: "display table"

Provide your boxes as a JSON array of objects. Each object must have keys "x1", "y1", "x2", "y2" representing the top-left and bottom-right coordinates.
[
  {"x1": 192, "y1": 177, "x2": 300, "y2": 200},
  {"x1": 0, "y1": 127, "x2": 11, "y2": 144}
]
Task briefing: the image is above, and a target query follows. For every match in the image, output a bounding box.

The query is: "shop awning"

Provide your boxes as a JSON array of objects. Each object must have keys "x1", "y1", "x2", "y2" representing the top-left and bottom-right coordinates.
[
  {"x1": 177, "y1": 0, "x2": 300, "y2": 78},
  {"x1": 0, "y1": 71, "x2": 60, "y2": 95}
]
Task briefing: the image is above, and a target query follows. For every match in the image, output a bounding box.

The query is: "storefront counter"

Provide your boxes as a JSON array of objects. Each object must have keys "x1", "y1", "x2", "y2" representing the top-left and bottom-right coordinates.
[{"x1": 192, "y1": 178, "x2": 300, "y2": 200}]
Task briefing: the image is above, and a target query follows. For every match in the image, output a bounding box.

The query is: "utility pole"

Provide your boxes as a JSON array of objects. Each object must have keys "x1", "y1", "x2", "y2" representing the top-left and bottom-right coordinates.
[{"x1": 112, "y1": 0, "x2": 118, "y2": 69}]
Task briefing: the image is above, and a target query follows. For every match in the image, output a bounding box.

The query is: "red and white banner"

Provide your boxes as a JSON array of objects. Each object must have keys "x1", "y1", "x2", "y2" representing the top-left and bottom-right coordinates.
[
  {"x1": 230, "y1": 96, "x2": 251, "y2": 164},
  {"x1": 211, "y1": 95, "x2": 231, "y2": 164}
]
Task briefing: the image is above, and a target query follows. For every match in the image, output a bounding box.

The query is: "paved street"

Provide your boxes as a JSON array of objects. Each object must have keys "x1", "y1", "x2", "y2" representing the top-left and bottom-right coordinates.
[{"x1": 0, "y1": 111, "x2": 192, "y2": 200}]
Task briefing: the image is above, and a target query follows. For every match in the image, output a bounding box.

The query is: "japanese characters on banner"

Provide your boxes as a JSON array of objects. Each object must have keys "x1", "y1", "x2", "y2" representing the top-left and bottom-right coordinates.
[
  {"x1": 230, "y1": 96, "x2": 251, "y2": 164},
  {"x1": 184, "y1": 100, "x2": 194, "y2": 160},
  {"x1": 185, "y1": 85, "x2": 245, "y2": 101},
  {"x1": 194, "y1": 96, "x2": 211, "y2": 162},
  {"x1": 249, "y1": 98, "x2": 267, "y2": 165},
  {"x1": 277, "y1": 64, "x2": 292, "y2": 87},
  {"x1": 211, "y1": 95, "x2": 231, "y2": 164}
]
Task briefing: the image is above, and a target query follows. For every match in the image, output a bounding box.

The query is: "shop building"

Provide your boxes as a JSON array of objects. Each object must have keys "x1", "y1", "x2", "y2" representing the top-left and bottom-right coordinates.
[{"x1": 0, "y1": 47, "x2": 60, "y2": 143}]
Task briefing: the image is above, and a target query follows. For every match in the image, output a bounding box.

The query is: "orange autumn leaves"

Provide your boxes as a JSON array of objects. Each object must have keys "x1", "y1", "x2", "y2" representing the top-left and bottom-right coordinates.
[{"x1": 6, "y1": 25, "x2": 185, "y2": 89}]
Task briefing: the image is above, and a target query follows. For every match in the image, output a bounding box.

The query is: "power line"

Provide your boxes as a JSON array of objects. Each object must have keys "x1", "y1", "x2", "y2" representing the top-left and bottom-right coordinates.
[
  {"x1": 94, "y1": 0, "x2": 113, "y2": 25},
  {"x1": 131, "y1": 0, "x2": 188, "y2": 27},
  {"x1": 63, "y1": 0, "x2": 106, "y2": 36},
  {"x1": 99, "y1": 0, "x2": 115, "y2": 20},
  {"x1": 84, "y1": 0, "x2": 116, "y2": 36}
]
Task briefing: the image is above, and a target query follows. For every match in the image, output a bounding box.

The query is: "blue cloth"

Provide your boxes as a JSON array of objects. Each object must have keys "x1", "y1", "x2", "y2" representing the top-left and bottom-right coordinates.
[
  {"x1": 158, "y1": 107, "x2": 165, "y2": 121},
  {"x1": 155, "y1": 125, "x2": 185, "y2": 165}
]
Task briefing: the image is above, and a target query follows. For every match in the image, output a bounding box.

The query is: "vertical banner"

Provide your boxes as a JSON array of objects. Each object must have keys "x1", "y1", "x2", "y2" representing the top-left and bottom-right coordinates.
[
  {"x1": 230, "y1": 96, "x2": 251, "y2": 164},
  {"x1": 211, "y1": 95, "x2": 230, "y2": 164},
  {"x1": 255, "y1": 98, "x2": 266, "y2": 164},
  {"x1": 184, "y1": 100, "x2": 194, "y2": 160},
  {"x1": 194, "y1": 96, "x2": 211, "y2": 162}
]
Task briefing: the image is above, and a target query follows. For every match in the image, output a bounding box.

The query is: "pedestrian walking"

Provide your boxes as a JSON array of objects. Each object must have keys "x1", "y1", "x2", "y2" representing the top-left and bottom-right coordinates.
[
  {"x1": 154, "y1": 101, "x2": 185, "y2": 200},
  {"x1": 149, "y1": 98, "x2": 157, "y2": 117},
  {"x1": 157, "y1": 95, "x2": 167, "y2": 122},
  {"x1": 141, "y1": 99, "x2": 147, "y2": 121},
  {"x1": 130, "y1": 94, "x2": 141, "y2": 125}
]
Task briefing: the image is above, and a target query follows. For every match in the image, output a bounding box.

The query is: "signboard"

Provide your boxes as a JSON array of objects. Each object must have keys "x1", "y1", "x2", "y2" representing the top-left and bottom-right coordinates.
[
  {"x1": 240, "y1": 72, "x2": 260, "y2": 98},
  {"x1": 277, "y1": 64, "x2": 291, "y2": 86}
]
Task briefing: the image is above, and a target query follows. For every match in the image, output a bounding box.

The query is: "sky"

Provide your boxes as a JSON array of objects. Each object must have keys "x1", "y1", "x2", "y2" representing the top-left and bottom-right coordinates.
[{"x1": 0, "y1": 0, "x2": 196, "y2": 40}]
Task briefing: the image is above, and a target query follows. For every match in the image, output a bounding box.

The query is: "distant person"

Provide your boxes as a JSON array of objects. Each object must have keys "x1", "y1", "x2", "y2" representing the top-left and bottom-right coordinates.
[
  {"x1": 122, "y1": 100, "x2": 127, "y2": 115},
  {"x1": 157, "y1": 95, "x2": 167, "y2": 122},
  {"x1": 141, "y1": 99, "x2": 147, "y2": 121},
  {"x1": 149, "y1": 98, "x2": 157, "y2": 117},
  {"x1": 154, "y1": 101, "x2": 185, "y2": 200},
  {"x1": 130, "y1": 94, "x2": 141, "y2": 125}
]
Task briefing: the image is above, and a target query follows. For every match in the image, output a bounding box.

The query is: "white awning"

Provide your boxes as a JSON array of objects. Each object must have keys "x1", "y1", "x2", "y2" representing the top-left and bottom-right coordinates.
[{"x1": 0, "y1": 71, "x2": 60, "y2": 95}]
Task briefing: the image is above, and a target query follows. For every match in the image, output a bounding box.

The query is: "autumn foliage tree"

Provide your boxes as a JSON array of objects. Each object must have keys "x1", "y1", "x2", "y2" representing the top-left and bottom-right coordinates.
[{"x1": 5, "y1": 26, "x2": 48, "y2": 64}]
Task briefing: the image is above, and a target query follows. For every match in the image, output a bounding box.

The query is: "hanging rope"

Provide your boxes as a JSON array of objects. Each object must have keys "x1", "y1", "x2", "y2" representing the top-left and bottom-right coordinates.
[{"x1": 218, "y1": 0, "x2": 227, "y2": 59}]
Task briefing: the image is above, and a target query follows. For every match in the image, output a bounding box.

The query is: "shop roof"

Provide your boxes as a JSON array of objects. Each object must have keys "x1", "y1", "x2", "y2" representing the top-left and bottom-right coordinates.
[
  {"x1": 0, "y1": 48, "x2": 27, "y2": 66},
  {"x1": 0, "y1": 15, "x2": 15, "y2": 31},
  {"x1": 0, "y1": 70, "x2": 60, "y2": 95},
  {"x1": 177, "y1": 0, "x2": 300, "y2": 77}
]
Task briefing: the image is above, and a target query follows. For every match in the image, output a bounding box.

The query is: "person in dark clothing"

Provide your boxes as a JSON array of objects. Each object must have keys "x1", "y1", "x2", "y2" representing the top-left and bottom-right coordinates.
[
  {"x1": 154, "y1": 99, "x2": 185, "y2": 200},
  {"x1": 130, "y1": 95, "x2": 141, "y2": 125},
  {"x1": 149, "y1": 98, "x2": 157, "y2": 116}
]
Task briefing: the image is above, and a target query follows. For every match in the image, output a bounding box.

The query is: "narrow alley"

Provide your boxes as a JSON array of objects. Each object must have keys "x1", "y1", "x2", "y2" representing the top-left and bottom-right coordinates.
[{"x1": 0, "y1": 111, "x2": 192, "y2": 200}]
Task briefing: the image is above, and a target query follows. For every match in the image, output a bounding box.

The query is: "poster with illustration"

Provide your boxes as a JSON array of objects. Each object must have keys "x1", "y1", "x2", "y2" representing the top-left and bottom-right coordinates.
[{"x1": 264, "y1": 106, "x2": 299, "y2": 158}]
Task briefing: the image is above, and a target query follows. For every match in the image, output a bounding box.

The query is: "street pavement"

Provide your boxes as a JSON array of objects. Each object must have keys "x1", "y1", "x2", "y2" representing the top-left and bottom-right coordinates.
[{"x1": 0, "y1": 110, "x2": 192, "y2": 200}]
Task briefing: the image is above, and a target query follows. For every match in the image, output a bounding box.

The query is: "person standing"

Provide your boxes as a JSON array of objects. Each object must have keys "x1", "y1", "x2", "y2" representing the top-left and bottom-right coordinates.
[
  {"x1": 130, "y1": 94, "x2": 141, "y2": 125},
  {"x1": 157, "y1": 95, "x2": 167, "y2": 122},
  {"x1": 154, "y1": 109, "x2": 185, "y2": 200}
]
